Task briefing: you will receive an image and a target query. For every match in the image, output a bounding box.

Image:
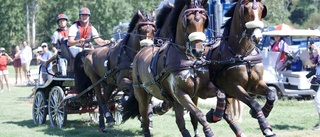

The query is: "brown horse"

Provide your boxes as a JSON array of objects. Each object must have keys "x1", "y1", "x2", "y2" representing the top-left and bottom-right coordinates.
[
  {"x1": 204, "y1": 0, "x2": 276, "y2": 137},
  {"x1": 73, "y1": 9, "x2": 156, "y2": 132},
  {"x1": 122, "y1": 0, "x2": 226, "y2": 136}
]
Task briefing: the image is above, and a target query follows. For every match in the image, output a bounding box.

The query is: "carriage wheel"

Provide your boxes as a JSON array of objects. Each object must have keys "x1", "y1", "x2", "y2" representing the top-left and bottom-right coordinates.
[
  {"x1": 48, "y1": 86, "x2": 67, "y2": 128},
  {"x1": 32, "y1": 91, "x2": 47, "y2": 125}
]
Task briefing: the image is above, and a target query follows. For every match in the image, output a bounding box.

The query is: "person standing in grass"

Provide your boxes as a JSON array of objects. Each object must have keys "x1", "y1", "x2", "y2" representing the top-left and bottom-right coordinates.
[
  {"x1": 12, "y1": 45, "x2": 22, "y2": 84},
  {"x1": 0, "y1": 47, "x2": 13, "y2": 92}
]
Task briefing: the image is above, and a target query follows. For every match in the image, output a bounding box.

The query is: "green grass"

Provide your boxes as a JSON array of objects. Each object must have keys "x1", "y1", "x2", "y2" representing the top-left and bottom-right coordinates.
[{"x1": 1, "y1": 66, "x2": 320, "y2": 137}]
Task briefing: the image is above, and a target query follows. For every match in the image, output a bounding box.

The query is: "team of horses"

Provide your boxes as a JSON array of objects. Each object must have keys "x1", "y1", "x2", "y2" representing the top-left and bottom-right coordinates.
[{"x1": 74, "y1": 0, "x2": 276, "y2": 137}]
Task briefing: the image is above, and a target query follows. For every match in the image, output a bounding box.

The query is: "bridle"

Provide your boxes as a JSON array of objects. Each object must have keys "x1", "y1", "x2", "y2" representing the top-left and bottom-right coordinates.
[{"x1": 181, "y1": 0, "x2": 209, "y2": 58}]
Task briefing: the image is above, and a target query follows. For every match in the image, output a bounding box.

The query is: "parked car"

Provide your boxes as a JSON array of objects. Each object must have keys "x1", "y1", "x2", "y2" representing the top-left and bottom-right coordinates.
[{"x1": 260, "y1": 29, "x2": 320, "y2": 98}]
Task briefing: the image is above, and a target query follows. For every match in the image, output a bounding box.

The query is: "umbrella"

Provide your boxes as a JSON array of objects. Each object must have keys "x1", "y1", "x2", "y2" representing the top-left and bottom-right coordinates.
[{"x1": 274, "y1": 23, "x2": 295, "y2": 31}]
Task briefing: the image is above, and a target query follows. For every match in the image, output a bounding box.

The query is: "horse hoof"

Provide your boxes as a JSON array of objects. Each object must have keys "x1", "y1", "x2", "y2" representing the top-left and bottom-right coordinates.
[
  {"x1": 263, "y1": 129, "x2": 276, "y2": 137},
  {"x1": 99, "y1": 127, "x2": 108, "y2": 133},
  {"x1": 206, "y1": 109, "x2": 215, "y2": 123},
  {"x1": 181, "y1": 129, "x2": 191, "y2": 137}
]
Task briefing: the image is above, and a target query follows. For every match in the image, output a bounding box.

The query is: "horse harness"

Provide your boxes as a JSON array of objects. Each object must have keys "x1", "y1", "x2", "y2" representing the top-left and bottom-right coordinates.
[
  {"x1": 99, "y1": 19, "x2": 156, "y2": 86},
  {"x1": 134, "y1": 42, "x2": 208, "y2": 101},
  {"x1": 205, "y1": 42, "x2": 263, "y2": 82}
]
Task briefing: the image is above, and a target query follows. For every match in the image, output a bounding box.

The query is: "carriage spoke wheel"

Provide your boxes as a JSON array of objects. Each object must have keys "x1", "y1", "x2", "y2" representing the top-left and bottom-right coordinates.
[
  {"x1": 32, "y1": 91, "x2": 47, "y2": 125},
  {"x1": 48, "y1": 86, "x2": 67, "y2": 128}
]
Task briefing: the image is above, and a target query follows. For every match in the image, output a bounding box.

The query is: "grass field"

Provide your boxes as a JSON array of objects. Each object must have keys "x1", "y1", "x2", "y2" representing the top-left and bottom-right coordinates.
[{"x1": 1, "y1": 66, "x2": 320, "y2": 137}]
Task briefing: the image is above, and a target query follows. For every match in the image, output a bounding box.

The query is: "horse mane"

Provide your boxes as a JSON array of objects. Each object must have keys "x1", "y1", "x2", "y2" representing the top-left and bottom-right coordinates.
[
  {"x1": 128, "y1": 9, "x2": 146, "y2": 32},
  {"x1": 169, "y1": 0, "x2": 186, "y2": 32},
  {"x1": 156, "y1": 4, "x2": 174, "y2": 29},
  {"x1": 221, "y1": 0, "x2": 238, "y2": 36}
]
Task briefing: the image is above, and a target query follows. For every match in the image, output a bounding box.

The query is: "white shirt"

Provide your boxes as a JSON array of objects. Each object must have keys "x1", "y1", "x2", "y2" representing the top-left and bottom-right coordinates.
[{"x1": 20, "y1": 46, "x2": 32, "y2": 64}]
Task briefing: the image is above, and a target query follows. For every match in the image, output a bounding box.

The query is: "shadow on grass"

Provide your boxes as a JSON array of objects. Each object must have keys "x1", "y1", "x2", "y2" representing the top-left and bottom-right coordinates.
[
  {"x1": 272, "y1": 124, "x2": 305, "y2": 130},
  {"x1": 5, "y1": 119, "x2": 139, "y2": 137}
]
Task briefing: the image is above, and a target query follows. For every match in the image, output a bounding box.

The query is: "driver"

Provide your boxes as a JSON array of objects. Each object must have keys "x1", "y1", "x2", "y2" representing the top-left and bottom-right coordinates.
[{"x1": 68, "y1": 7, "x2": 110, "y2": 57}]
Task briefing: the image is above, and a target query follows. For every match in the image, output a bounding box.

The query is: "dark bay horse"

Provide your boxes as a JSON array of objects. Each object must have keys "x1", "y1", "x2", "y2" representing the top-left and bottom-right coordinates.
[
  {"x1": 204, "y1": 0, "x2": 276, "y2": 136},
  {"x1": 73, "y1": 10, "x2": 156, "y2": 132},
  {"x1": 122, "y1": 0, "x2": 225, "y2": 136}
]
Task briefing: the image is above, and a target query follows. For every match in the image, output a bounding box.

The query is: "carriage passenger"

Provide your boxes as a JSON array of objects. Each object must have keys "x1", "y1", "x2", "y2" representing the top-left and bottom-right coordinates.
[
  {"x1": 67, "y1": 7, "x2": 110, "y2": 56},
  {"x1": 43, "y1": 14, "x2": 69, "y2": 70}
]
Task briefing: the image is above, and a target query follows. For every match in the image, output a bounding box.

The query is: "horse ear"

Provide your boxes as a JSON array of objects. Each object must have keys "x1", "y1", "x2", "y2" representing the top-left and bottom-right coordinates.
[
  {"x1": 168, "y1": 2, "x2": 174, "y2": 8},
  {"x1": 201, "y1": 0, "x2": 208, "y2": 6},
  {"x1": 138, "y1": 10, "x2": 144, "y2": 19},
  {"x1": 261, "y1": 5, "x2": 267, "y2": 18},
  {"x1": 152, "y1": 11, "x2": 156, "y2": 18}
]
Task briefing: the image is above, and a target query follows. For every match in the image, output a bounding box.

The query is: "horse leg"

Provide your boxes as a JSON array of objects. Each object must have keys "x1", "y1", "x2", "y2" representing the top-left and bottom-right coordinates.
[
  {"x1": 98, "y1": 82, "x2": 116, "y2": 127},
  {"x1": 148, "y1": 102, "x2": 153, "y2": 128},
  {"x1": 118, "y1": 74, "x2": 154, "y2": 128},
  {"x1": 172, "y1": 102, "x2": 191, "y2": 137},
  {"x1": 206, "y1": 90, "x2": 226, "y2": 123},
  {"x1": 134, "y1": 86, "x2": 152, "y2": 137},
  {"x1": 152, "y1": 100, "x2": 172, "y2": 115},
  {"x1": 174, "y1": 89, "x2": 214, "y2": 137},
  {"x1": 253, "y1": 81, "x2": 277, "y2": 118},
  {"x1": 222, "y1": 99, "x2": 245, "y2": 137},
  {"x1": 190, "y1": 97, "x2": 199, "y2": 137},
  {"x1": 234, "y1": 86, "x2": 276, "y2": 137}
]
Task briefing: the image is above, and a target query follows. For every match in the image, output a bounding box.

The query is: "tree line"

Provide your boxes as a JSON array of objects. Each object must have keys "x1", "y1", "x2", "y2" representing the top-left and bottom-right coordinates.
[{"x1": 0, "y1": 0, "x2": 319, "y2": 53}]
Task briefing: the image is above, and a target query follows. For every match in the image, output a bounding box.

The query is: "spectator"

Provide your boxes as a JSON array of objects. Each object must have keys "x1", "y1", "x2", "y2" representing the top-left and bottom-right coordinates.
[
  {"x1": 36, "y1": 43, "x2": 53, "y2": 84},
  {"x1": 12, "y1": 45, "x2": 22, "y2": 84},
  {"x1": 308, "y1": 40, "x2": 320, "y2": 130},
  {"x1": 20, "y1": 40, "x2": 33, "y2": 84},
  {"x1": 270, "y1": 36, "x2": 292, "y2": 71},
  {"x1": 0, "y1": 47, "x2": 13, "y2": 92}
]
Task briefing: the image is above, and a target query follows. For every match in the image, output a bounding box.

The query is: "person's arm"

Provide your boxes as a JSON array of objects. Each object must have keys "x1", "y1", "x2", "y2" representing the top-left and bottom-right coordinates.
[
  {"x1": 91, "y1": 27, "x2": 110, "y2": 46},
  {"x1": 4, "y1": 53, "x2": 13, "y2": 62},
  {"x1": 67, "y1": 24, "x2": 83, "y2": 46},
  {"x1": 93, "y1": 37, "x2": 110, "y2": 46}
]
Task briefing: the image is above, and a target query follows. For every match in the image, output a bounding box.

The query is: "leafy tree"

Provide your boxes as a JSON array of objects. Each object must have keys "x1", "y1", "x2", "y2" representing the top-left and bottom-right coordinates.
[
  {"x1": 0, "y1": 0, "x2": 26, "y2": 52},
  {"x1": 288, "y1": 0, "x2": 317, "y2": 26},
  {"x1": 263, "y1": 0, "x2": 291, "y2": 26}
]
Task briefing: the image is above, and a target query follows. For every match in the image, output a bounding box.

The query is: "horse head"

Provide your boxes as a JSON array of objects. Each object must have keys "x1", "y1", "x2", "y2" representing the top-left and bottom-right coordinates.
[
  {"x1": 136, "y1": 10, "x2": 156, "y2": 47},
  {"x1": 176, "y1": 0, "x2": 209, "y2": 58},
  {"x1": 236, "y1": 0, "x2": 267, "y2": 45}
]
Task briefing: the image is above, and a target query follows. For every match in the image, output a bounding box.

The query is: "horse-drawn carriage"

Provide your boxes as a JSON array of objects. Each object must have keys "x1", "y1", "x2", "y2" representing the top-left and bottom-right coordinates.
[
  {"x1": 32, "y1": 9, "x2": 156, "y2": 131},
  {"x1": 31, "y1": 42, "x2": 126, "y2": 128}
]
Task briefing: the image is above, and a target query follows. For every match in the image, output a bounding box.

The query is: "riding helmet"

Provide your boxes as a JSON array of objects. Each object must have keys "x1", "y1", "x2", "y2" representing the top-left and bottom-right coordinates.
[
  {"x1": 56, "y1": 14, "x2": 68, "y2": 22},
  {"x1": 79, "y1": 7, "x2": 90, "y2": 15}
]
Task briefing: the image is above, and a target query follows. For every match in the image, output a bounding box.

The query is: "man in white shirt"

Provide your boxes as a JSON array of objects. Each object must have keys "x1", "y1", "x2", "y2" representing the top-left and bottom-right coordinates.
[
  {"x1": 20, "y1": 40, "x2": 32, "y2": 83},
  {"x1": 68, "y1": 7, "x2": 109, "y2": 57}
]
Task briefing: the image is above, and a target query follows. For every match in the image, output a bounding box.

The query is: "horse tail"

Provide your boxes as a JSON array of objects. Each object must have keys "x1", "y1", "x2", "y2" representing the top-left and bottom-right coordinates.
[
  {"x1": 122, "y1": 90, "x2": 140, "y2": 123},
  {"x1": 74, "y1": 50, "x2": 92, "y2": 93}
]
